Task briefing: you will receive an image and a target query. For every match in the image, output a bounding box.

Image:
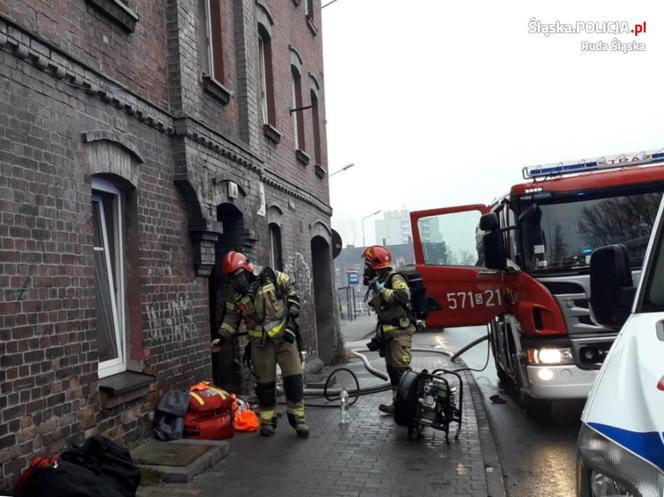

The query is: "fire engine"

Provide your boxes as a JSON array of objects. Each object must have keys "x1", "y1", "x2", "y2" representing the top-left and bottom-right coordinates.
[{"x1": 410, "y1": 149, "x2": 664, "y2": 415}]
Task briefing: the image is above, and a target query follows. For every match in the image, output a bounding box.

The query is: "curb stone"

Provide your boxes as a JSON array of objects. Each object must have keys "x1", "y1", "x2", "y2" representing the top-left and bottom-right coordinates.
[{"x1": 456, "y1": 357, "x2": 508, "y2": 497}]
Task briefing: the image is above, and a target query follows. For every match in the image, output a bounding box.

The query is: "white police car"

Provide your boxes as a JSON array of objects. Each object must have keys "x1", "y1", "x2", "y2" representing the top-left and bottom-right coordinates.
[{"x1": 577, "y1": 199, "x2": 664, "y2": 496}]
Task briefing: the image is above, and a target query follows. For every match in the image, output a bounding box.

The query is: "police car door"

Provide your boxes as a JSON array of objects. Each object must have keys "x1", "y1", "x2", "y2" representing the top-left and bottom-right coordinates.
[
  {"x1": 580, "y1": 199, "x2": 664, "y2": 489},
  {"x1": 411, "y1": 204, "x2": 505, "y2": 329}
]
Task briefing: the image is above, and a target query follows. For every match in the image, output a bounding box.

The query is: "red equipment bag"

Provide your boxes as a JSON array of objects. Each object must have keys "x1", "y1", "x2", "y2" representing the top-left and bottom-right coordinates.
[{"x1": 183, "y1": 382, "x2": 235, "y2": 440}]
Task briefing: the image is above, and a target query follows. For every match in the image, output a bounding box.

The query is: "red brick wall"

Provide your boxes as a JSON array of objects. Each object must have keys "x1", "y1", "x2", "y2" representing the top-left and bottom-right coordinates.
[
  {"x1": 0, "y1": 0, "x2": 170, "y2": 108},
  {"x1": 0, "y1": 0, "x2": 334, "y2": 489},
  {"x1": 258, "y1": 0, "x2": 329, "y2": 202},
  {"x1": 0, "y1": 39, "x2": 210, "y2": 491}
]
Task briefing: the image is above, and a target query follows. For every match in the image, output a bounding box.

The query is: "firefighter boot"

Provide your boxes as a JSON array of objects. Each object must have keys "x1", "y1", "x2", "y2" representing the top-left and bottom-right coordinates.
[
  {"x1": 256, "y1": 382, "x2": 277, "y2": 437},
  {"x1": 379, "y1": 388, "x2": 398, "y2": 415},
  {"x1": 260, "y1": 417, "x2": 277, "y2": 437},
  {"x1": 287, "y1": 412, "x2": 310, "y2": 438},
  {"x1": 284, "y1": 374, "x2": 308, "y2": 438}
]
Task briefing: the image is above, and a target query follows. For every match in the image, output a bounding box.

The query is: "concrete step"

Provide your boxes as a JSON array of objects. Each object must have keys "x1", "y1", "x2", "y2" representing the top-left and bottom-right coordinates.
[{"x1": 133, "y1": 438, "x2": 229, "y2": 483}]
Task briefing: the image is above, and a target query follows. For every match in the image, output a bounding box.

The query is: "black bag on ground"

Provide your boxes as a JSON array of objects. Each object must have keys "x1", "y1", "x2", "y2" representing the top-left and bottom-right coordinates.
[
  {"x1": 60, "y1": 436, "x2": 141, "y2": 497},
  {"x1": 388, "y1": 267, "x2": 429, "y2": 320},
  {"x1": 153, "y1": 389, "x2": 189, "y2": 441},
  {"x1": 22, "y1": 460, "x2": 125, "y2": 497}
]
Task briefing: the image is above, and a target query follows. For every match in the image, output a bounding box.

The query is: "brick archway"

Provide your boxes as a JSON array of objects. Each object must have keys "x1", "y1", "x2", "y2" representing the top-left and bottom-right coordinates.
[
  {"x1": 209, "y1": 203, "x2": 255, "y2": 392},
  {"x1": 311, "y1": 235, "x2": 336, "y2": 364}
]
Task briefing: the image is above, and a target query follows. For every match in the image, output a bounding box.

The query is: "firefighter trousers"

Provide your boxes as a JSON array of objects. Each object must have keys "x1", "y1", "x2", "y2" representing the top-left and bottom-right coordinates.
[
  {"x1": 383, "y1": 325, "x2": 416, "y2": 396},
  {"x1": 251, "y1": 338, "x2": 305, "y2": 428}
]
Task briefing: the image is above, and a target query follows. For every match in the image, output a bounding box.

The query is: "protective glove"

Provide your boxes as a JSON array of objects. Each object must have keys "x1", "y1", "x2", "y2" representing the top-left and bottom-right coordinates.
[
  {"x1": 211, "y1": 328, "x2": 232, "y2": 352},
  {"x1": 372, "y1": 280, "x2": 385, "y2": 292},
  {"x1": 242, "y1": 343, "x2": 252, "y2": 369},
  {"x1": 366, "y1": 335, "x2": 383, "y2": 352}
]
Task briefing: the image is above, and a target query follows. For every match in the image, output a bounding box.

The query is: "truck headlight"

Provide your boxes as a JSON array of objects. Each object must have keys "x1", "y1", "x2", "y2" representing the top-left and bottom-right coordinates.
[
  {"x1": 527, "y1": 347, "x2": 575, "y2": 365},
  {"x1": 577, "y1": 423, "x2": 664, "y2": 497}
]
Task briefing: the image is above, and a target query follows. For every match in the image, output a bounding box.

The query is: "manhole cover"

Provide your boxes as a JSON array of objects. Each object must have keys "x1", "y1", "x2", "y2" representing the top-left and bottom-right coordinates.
[{"x1": 132, "y1": 441, "x2": 214, "y2": 467}]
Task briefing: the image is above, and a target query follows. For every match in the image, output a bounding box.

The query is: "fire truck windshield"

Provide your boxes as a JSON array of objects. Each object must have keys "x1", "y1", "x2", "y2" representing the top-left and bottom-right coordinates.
[{"x1": 519, "y1": 189, "x2": 663, "y2": 274}]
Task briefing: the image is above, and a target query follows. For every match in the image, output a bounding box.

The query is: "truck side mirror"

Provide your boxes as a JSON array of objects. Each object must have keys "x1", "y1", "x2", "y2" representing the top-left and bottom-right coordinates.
[
  {"x1": 590, "y1": 245, "x2": 636, "y2": 328},
  {"x1": 479, "y1": 213, "x2": 499, "y2": 232},
  {"x1": 483, "y1": 230, "x2": 507, "y2": 270}
]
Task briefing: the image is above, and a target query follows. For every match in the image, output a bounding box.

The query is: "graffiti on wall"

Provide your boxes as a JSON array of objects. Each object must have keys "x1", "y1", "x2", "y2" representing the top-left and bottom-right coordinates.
[
  {"x1": 284, "y1": 252, "x2": 313, "y2": 305},
  {"x1": 146, "y1": 295, "x2": 197, "y2": 344}
]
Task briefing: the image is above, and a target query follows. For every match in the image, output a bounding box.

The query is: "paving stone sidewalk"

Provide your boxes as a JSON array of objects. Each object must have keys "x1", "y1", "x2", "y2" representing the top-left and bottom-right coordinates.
[{"x1": 137, "y1": 353, "x2": 491, "y2": 497}]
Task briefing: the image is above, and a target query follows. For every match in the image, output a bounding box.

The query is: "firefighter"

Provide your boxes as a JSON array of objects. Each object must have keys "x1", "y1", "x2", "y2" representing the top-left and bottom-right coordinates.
[
  {"x1": 362, "y1": 245, "x2": 416, "y2": 414},
  {"x1": 211, "y1": 251, "x2": 309, "y2": 438}
]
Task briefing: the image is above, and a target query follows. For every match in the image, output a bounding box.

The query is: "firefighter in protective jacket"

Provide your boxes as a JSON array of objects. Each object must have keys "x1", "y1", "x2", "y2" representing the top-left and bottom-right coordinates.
[
  {"x1": 362, "y1": 245, "x2": 416, "y2": 414},
  {"x1": 211, "y1": 251, "x2": 309, "y2": 438}
]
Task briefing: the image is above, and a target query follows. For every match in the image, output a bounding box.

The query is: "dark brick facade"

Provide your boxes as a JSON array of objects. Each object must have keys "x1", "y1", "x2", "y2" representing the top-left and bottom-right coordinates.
[{"x1": 0, "y1": 0, "x2": 336, "y2": 490}]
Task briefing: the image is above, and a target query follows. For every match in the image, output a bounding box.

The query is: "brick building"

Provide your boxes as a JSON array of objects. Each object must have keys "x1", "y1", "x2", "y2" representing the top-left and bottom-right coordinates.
[{"x1": 0, "y1": 0, "x2": 337, "y2": 489}]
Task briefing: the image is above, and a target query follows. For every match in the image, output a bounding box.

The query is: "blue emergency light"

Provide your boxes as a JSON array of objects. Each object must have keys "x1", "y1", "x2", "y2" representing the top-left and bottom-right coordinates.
[{"x1": 523, "y1": 149, "x2": 664, "y2": 180}]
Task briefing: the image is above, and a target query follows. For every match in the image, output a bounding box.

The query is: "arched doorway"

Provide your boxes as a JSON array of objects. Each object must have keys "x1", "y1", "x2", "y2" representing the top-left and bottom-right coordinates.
[
  {"x1": 311, "y1": 236, "x2": 336, "y2": 364},
  {"x1": 209, "y1": 203, "x2": 253, "y2": 392}
]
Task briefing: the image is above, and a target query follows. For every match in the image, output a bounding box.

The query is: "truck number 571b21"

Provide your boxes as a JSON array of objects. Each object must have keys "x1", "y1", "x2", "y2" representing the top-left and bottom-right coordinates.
[{"x1": 446, "y1": 289, "x2": 502, "y2": 310}]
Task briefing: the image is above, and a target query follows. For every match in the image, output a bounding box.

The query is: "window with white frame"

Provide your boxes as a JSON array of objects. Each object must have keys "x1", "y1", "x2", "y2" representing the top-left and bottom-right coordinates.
[
  {"x1": 92, "y1": 177, "x2": 126, "y2": 378},
  {"x1": 291, "y1": 65, "x2": 304, "y2": 150},
  {"x1": 310, "y1": 89, "x2": 321, "y2": 164},
  {"x1": 202, "y1": 0, "x2": 225, "y2": 84},
  {"x1": 258, "y1": 34, "x2": 269, "y2": 125},
  {"x1": 258, "y1": 24, "x2": 275, "y2": 127}
]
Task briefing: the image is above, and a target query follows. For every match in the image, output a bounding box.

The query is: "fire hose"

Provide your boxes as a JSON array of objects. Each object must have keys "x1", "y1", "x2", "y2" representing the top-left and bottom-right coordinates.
[
  {"x1": 229, "y1": 327, "x2": 492, "y2": 409},
  {"x1": 300, "y1": 325, "x2": 492, "y2": 408}
]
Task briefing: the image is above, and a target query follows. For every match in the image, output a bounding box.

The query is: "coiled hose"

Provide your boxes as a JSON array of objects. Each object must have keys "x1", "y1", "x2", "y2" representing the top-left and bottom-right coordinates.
[{"x1": 300, "y1": 348, "x2": 392, "y2": 408}]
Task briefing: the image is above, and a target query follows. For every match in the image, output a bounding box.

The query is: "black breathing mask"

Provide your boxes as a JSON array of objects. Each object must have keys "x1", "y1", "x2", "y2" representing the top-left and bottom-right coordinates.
[
  {"x1": 363, "y1": 265, "x2": 376, "y2": 286},
  {"x1": 231, "y1": 270, "x2": 253, "y2": 293}
]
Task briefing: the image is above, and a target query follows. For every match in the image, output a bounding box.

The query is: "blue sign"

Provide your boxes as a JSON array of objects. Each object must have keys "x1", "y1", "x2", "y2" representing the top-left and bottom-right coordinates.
[{"x1": 347, "y1": 271, "x2": 360, "y2": 286}]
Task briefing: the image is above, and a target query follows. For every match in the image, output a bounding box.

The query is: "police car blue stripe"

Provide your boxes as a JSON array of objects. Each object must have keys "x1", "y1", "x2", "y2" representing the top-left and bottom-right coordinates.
[{"x1": 589, "y1": 422, "x2": 664, "y2": 472}]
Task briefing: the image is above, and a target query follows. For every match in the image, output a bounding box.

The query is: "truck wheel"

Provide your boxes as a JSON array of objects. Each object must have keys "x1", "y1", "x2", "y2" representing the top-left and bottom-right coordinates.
[
  {"x1": 496, "y1": 365, "x2": 511, "y2": 390},
  {"x1": 525, "y1": 395, "x2": 552, "y2": 420}
]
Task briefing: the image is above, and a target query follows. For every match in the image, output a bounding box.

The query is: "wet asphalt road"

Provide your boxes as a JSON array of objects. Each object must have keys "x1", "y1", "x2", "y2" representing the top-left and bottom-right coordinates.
[{"x1": 413, "y1": 327, "x2": 584, "y2": 497}]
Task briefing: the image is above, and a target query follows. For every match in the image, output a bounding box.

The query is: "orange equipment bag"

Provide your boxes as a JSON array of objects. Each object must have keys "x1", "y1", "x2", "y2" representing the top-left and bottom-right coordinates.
[
  {"x1": 233, "y1": 398, "x2": 260, "y2": 432},
  {"x1": 184, "y1": 382, "x2": 235, "y2": 440}
]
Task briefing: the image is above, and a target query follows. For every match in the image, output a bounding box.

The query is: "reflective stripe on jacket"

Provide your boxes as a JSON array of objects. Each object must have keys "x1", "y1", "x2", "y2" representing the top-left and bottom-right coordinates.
[{"x1": 219, "y1": 269, "x2": 299, "y2": 341}]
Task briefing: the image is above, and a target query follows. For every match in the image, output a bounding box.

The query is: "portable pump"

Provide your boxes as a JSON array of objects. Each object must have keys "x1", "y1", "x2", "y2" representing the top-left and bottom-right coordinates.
[{"x1": 394, "y1": 369, "x2": 463, "y2": 443}]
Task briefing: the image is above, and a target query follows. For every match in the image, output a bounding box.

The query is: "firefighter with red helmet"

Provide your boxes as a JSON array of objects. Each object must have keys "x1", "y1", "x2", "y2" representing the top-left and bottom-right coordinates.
[
  {"x1": 362, "y1": 245, "x2": 416, "y2": 414},
  {"x1": 211, "y1": 251, "x2": 308, "y2": 438}
]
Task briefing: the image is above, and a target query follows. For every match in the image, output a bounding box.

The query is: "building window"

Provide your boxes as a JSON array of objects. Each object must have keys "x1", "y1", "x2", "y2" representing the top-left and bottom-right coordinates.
[
  {"x1": 310, "y1": 90, "x2": 322, "y2": 165},
  {"x1": 305, "y1": 0, "x2": 314, "y2": 18},
  {"x1": 291, "y1": 65, "x2": 305, "y2": 151},
  {"x1": 258, "y1": 26, "x2": 276, "y2": 127},
  {"x1": 203, "y1": 0, "x2": 225, "y2": 85},
  {"x1": 269, "y1": 223, "x2": 283, "y2": 271},
  {"x1": 92, "y1": 177, "x2": 126, "y2": 378}
]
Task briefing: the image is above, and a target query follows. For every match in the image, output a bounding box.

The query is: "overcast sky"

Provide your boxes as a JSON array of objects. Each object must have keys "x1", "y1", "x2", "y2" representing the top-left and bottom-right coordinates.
[{"x1": 322, "y1": 0, "x2": 664, "y2": 247}]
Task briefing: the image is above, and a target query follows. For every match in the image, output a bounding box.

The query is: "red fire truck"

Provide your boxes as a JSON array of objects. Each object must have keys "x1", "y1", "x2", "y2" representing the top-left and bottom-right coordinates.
[{"x1": 410, "y1": 149, "x2": 664, "y2": 415}]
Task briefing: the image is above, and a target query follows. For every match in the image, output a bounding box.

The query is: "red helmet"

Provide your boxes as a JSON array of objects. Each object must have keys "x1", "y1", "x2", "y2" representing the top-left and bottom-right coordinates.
[
  {"x1": 361, "y1": 245, "x2": 392, "y2": 270},
  {"x1": 223, "y1": 251, "x2": 255, "y2": 277}
]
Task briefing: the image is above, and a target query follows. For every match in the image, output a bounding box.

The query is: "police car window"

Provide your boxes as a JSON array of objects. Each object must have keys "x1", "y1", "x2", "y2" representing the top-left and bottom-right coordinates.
[
  {"x1": 641, "y1": 225, "x2": 664, "y2": 312},
  {"x1": 418, "y1": 211, "x2": 482, "y2": 266}
]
